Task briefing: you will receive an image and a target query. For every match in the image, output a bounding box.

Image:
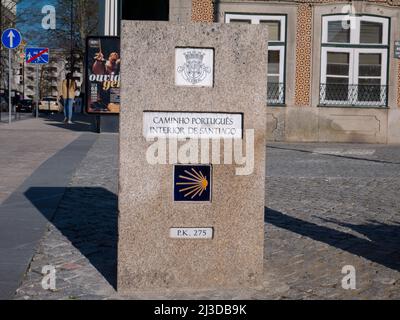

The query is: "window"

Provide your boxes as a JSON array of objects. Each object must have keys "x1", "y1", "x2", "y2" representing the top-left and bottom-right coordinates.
[
  {"x1": 360, "y1": 21, "x2": 383, "y2": 43},
  {"x1": 320, "y1": 15, "x2": 389, "y2": 107},
  {"x1": 325, "y1": 51, "x2": 350, "y2": 102},
  {"x1": 229, "y1": 19, "x2": 251, "y2": 24},
  {"x1": 225, "y1": 13, "x2": 286, "y2": 105},
  {"x1": 260, "y1": 20, "x2": 280, "y2": 41},
  {"x1": 328, "y1": 21, "x2": 350, "y2": 43}
]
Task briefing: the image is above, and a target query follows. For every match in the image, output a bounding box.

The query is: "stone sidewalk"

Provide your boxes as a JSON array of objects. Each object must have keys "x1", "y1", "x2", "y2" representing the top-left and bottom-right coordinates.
[
  {"x1": 0, "y1": 112, "x2": 32, "y2": 125},
  {"x1": 0, "y1": 116, "x2": 78, "y2": 203},
  {"x1": 0, "y1": 114, "x2": 98, "y2": 299},
  {"x1": 11, "y1": 136, "x2": 400, "y2": 300}
]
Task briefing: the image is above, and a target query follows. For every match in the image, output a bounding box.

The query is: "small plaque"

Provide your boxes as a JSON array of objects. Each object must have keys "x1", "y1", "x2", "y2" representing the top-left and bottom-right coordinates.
[
  {"x1": 143, "y1": 111, "x2": 243, "y2": 139},
  {"x1": 175, "y1": 47, "x2": 214, "y2": 87},
  {"x1": 395, "y1": 41, "x2": 400, "y2": 59},
  {"x1": 170, "y1": 228, "x2": 214, "y2": 239},
  {"x1": 174, "y1": 165, "x2": 212, "y2": 202}
]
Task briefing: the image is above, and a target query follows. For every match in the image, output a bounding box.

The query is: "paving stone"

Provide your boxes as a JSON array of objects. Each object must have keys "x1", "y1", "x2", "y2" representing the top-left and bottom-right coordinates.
[{"x1": 12, "y1": 139, "x2": 400, "y2": 299}]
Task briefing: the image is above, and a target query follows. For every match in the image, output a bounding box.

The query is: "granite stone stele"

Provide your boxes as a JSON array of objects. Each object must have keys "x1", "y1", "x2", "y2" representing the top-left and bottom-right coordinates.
[{"x1": 118, "y1": 21, "x2": 268, "y2": 293}]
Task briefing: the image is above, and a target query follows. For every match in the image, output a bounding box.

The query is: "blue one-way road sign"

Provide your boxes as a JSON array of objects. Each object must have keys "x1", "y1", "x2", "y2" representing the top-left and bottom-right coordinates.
[
  {"x1": 1, "y1": 28, "x2": 22, "y2": 49},
  {"x1": 25, "y1": 47, "x2": 49, "y2": 64}
]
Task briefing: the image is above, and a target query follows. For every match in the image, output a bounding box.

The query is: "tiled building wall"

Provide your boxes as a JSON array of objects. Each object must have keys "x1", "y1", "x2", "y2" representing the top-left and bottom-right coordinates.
[
  {"x1": 294, "y1": 3, "x2": 313, "y2": 106},
  {"x1": 192, "y1": 0, "x2": 400, "y2": 108},
  {"x1": 191, "y1": 0, "x2": 214, "y2": 22},
  {"x1": 293, "y1": 0, "x2": 400, "y2": 107},
  {"x1": 193, "y1": 0, "x2": 400, "y2": 142}
]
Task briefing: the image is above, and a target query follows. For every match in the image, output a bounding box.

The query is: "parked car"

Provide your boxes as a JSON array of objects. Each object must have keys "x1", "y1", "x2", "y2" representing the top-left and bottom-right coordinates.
[
  {"x1": 38, "y1": 97, "x2": 61, "y2": 113},
  {"x1": 16, "y1": 99, "x2": 34, "y2": 113}
]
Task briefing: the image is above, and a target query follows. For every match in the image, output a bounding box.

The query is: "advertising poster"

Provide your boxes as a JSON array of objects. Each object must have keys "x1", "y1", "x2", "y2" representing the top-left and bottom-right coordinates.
[{"x1": 86, "y1": 36, "x2": 120, "y2": 114}]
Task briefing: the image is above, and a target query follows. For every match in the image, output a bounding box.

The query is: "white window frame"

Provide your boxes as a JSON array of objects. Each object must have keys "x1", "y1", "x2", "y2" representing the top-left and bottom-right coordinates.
[
  {"x1": 322, "y1": 15, "x2": 389, "y2": 45},
  {"x1": 267, "y1": 47, "x2": 285, "y2": 103},
  {"x1": 322, "y1": 15, "x2": 356, "y2": 44},
  {"x1": 357, "y1": 15, "x2": 389, "y2": 45},
  {"x1": 321, "y1": 15, "x2": 389, "y2": 106},
  {"x1": 320, "y1": 47, "x2": 354, "y2": 105},
  {"x1": 225, "y1": 13, "x2": 286, "y2": 104},
  {"x1": 354, "y1": 48, "x2": 387, "y2": 87},
  {"x1": 225, "y1": 14, "x2": 286, "y2": 43},
  {"x1": 321, "y1": 48, "x2": 387, "y2": 106},
  {"x1": 267, "y1": 47, "x2": 285, "y2": 83}
]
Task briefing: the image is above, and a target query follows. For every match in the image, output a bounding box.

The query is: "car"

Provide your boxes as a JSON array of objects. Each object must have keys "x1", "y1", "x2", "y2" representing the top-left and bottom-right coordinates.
[
  {"x1": 16, "y1": 99, "x2": 34, "y2": 113},
  {"x1": 38, "y1": 97, "x2": 61, "y2": 113}
]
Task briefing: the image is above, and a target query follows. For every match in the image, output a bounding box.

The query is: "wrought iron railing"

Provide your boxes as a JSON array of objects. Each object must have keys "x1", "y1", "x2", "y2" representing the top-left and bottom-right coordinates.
[
  {"x1": 319, "y1": 83, "x2": 388, "y2": 107},
  {"x1": 267, "y1": 82, "x2": 285, "y2": 105}
]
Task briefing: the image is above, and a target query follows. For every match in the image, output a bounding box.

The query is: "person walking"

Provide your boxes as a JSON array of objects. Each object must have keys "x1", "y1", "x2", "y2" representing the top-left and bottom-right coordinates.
[{"x1": 59, "y1": 73, "x2": 77, "y2": 124}]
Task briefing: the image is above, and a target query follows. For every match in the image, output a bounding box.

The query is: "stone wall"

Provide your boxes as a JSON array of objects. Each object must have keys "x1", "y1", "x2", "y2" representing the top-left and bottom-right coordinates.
[{"x1": 118, "y1": 21, "x2": 268, "y2": 292}]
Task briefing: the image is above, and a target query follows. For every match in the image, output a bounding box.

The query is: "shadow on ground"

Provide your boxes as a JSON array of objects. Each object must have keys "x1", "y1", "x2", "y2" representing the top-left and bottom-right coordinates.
[
  {"x1": 42, "y1": 113, "x2": 98, "y2": 132},
  {"x1": 25, "y1": 187, "x2": 118, "y2": 289},
  {"x1": 265, "y1": 207, "x2": 400, "y2": 272},
  {"x1": 23, "y1": 188, "x2": 400, "y2": 290}
]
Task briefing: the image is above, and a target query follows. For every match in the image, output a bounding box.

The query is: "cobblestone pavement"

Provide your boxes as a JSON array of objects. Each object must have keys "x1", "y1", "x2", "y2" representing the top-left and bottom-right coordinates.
[
  {"x1": 14, "y1": 138, "x2": 400, "y2": 299},
  {"x1": 0, "y1": 116, "x2": 81, "y2": 204}
]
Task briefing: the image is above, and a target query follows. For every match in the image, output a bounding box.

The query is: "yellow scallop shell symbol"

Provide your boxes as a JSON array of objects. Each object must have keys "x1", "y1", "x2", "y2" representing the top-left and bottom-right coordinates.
[{"x1": 176, "y1": 168, "x2": 208, "y2": 199}]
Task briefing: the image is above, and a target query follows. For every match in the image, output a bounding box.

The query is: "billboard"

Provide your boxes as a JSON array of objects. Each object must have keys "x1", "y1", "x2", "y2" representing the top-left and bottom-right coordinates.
[{"x1": 86, "y1": 36, "x2": 120, "y2": 114}]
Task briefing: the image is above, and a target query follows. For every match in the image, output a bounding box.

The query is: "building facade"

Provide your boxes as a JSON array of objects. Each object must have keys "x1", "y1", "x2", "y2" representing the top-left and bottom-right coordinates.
[
  {"x1": 23, "y1": 50, "x2": 82, "y2": 100},
  {"x1": 215, "y1": 0, "x2": 400, "y2": 144},
  {"x1": 99, "y1": 0, "x2": 400, "y2": 143},
  {"x1": 0, "y1": 0, "x2": 24, "y2": 97}
]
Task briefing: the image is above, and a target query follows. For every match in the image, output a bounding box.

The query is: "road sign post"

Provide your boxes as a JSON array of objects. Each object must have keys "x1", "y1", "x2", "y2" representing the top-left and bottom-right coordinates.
[
  {"x1": 25, "y1": 48, "x2": 50, "y2": 119},
  {"x1": 35, "y1": 65, "x2": 39, "y2": 118},
  {"x1": 8, "y1": 49, "x2": 12, "y2": 124},
  {"x1": 1, "y1": 28, "x2": 22, "y2": 124}
]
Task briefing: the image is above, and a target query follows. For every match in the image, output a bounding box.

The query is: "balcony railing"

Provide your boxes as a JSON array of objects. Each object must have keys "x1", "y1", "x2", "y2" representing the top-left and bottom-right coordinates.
[
  {"x1": 320, "y1": 83, "x2": 388, "y2": 107},
  {"x1": 267, "y1": 82, "x2": 285, "y2": 105}
]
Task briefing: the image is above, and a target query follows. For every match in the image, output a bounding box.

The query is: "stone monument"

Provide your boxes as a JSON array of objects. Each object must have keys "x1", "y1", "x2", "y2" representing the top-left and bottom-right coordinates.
[{"x1": 118, "y1": 21, "x2": 268, "y2": 293}]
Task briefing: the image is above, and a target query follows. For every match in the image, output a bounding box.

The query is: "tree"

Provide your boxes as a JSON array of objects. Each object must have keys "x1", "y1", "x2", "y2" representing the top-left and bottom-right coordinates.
[
  {"x1": 13, "y1": 0, "x2": 99, "y2": 100},
  {"x1": 40, "y1": 65, "x2": 53, "y2": 99},
  {"x1": 49, "y1": 0, "x2": 99, "y2": 84}
]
